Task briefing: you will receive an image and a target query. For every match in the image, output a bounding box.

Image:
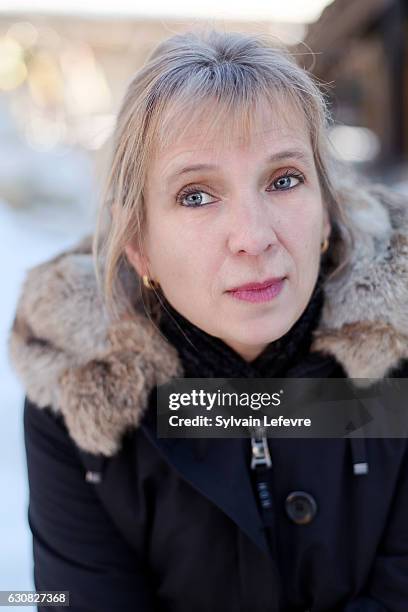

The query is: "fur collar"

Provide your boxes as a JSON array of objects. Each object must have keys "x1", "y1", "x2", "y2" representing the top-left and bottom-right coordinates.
[{"x1": 8, "y1": 182, "x2": 408, "y2": 456}]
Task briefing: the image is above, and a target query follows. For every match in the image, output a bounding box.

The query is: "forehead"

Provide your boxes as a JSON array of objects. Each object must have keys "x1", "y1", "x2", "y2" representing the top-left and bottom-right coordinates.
[{"x1": 149, "y1": 94, "x2": 313, "y2": 174}]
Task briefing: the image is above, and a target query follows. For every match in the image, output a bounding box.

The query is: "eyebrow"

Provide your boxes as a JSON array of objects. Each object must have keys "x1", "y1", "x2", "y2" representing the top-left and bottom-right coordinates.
[{"x1": 166, "y1": 149, "x2": 312, "y2": 183}]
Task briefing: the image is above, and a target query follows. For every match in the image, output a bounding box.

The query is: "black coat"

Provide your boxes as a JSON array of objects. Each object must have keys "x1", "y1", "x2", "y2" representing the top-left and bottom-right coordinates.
[{"x1": 24, "y1": 351, "x2": 408, "y2": 612}]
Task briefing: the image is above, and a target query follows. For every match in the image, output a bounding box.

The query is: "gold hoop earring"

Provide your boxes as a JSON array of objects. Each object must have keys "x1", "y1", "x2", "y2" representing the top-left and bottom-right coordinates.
[
  {"x1": 142, "y1": 275, "x2": 159, "y2": 290},
  {"x1": 320, "y1": 237, "x2": 329, "y2": 254}
]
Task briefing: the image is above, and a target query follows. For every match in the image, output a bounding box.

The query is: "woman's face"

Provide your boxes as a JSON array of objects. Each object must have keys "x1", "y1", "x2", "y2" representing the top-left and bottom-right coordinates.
[{"x1": 126, "y1": 98, "x2": 331, "y2": 361}]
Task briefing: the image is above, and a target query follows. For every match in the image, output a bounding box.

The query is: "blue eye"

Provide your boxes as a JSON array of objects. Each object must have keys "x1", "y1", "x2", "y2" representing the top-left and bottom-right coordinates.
[
  {"x1": 268, "y1": 172, "x2": 305, "y2": 191},
  {"x1": 177, "y1": 187, "x2": 215, "y2": 208}
]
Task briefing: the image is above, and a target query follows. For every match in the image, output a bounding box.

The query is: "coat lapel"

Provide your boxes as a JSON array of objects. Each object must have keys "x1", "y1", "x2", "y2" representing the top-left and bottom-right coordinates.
[{"x1": 141, "y1": 398, "x2": 271, "y2": 556}]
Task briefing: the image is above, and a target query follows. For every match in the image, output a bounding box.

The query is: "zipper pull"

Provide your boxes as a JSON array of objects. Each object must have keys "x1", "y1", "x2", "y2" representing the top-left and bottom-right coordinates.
[{"x1": 250, "y1": 426, "x2": 272, "y2": 469}]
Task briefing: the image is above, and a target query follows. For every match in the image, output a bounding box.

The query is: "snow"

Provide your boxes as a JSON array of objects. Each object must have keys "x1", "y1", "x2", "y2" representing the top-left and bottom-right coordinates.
[{"x1": 0, "y1": 101, "x2": 97, "y2": 607}]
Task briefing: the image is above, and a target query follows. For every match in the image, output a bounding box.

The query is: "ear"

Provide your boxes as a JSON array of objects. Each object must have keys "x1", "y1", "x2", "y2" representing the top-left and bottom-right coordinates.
[
  {"x1": 111, "y1": 203, "x2": 151, "y2": 278},
  {"x1": 124, "y1": 240, "x2": 149, "y2": 279}
]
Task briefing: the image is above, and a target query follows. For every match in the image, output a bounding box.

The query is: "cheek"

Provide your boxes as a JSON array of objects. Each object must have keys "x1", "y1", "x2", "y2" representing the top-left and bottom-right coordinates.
[
  {"x1": 146, "y1": 215, "x2": 217, "y2": 284},
  {"x1": 284, "y1": 201, "x2": 323, "y2": 258}
]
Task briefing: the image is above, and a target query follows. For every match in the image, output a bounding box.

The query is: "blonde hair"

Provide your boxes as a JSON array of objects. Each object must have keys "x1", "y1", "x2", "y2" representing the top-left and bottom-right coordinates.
[{"x1": 93, "y1": 28, "x2": 354, "y2": 323}]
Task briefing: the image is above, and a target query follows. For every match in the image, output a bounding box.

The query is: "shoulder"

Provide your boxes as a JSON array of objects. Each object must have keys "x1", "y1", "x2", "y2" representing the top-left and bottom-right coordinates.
[
  {"x1": 311, "y1": 181, "x2": 408, "y2": 381},
  {"x1": 23, "y1": 395, "x2": 99, "y2": 489},
  {"x1": 10, "y1": 236, "x2": 182, "y2": 458},
  {"x1": 23, "y1": 393, "x2": 159, "y2": 482},
  {"x1": 24, "y1": 395, "x2": 78, "y2": 463}
]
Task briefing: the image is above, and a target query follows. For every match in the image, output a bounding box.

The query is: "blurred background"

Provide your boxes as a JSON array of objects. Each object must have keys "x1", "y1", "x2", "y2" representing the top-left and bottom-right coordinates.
[{"x1": 1, "y1": 0, "x2": 407, "y2": 605}]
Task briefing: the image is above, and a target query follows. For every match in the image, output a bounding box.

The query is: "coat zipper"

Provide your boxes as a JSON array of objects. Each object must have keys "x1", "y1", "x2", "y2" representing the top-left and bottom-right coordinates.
[
  {"x1": 250, "y1": 426, "x2": 288, "y2": 608},
  {"x1": 250, "y1": 426, "x2": 273, "y2": 469},
  {"x1": 250, "y1": 426, "x2": 274, "y2": 524},
  {"x1": 250, "y1": 427, "x2": 314, "y2": 612}
]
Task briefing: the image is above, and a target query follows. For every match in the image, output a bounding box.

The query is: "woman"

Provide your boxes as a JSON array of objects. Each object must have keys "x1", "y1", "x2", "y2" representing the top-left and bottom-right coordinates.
[{"x1": 8, "y1": 29, "x2": 408, "y2": 611}]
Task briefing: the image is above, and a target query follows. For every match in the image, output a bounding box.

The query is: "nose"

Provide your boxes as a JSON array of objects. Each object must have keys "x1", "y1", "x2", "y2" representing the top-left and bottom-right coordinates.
[{"x1": 227, "y1": 196, "x2": 278, "y2": 257}]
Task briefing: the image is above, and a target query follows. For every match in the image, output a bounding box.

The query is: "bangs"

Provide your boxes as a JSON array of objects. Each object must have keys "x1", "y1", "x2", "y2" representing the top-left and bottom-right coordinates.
[{"x1": 147, "y1": 71, "x2": 310, "y2": 160}]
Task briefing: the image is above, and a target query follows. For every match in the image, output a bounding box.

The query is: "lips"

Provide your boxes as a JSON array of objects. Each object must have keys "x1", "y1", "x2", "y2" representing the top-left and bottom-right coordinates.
[{"x1": 227, "y1": 277, "x2": 286, "y2": 292}]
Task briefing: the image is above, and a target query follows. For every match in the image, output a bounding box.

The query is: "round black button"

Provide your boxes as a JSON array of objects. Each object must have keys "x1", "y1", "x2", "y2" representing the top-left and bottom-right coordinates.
[{"x1": 285, "y1": 491, "x2": 317, "y2": 525}]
